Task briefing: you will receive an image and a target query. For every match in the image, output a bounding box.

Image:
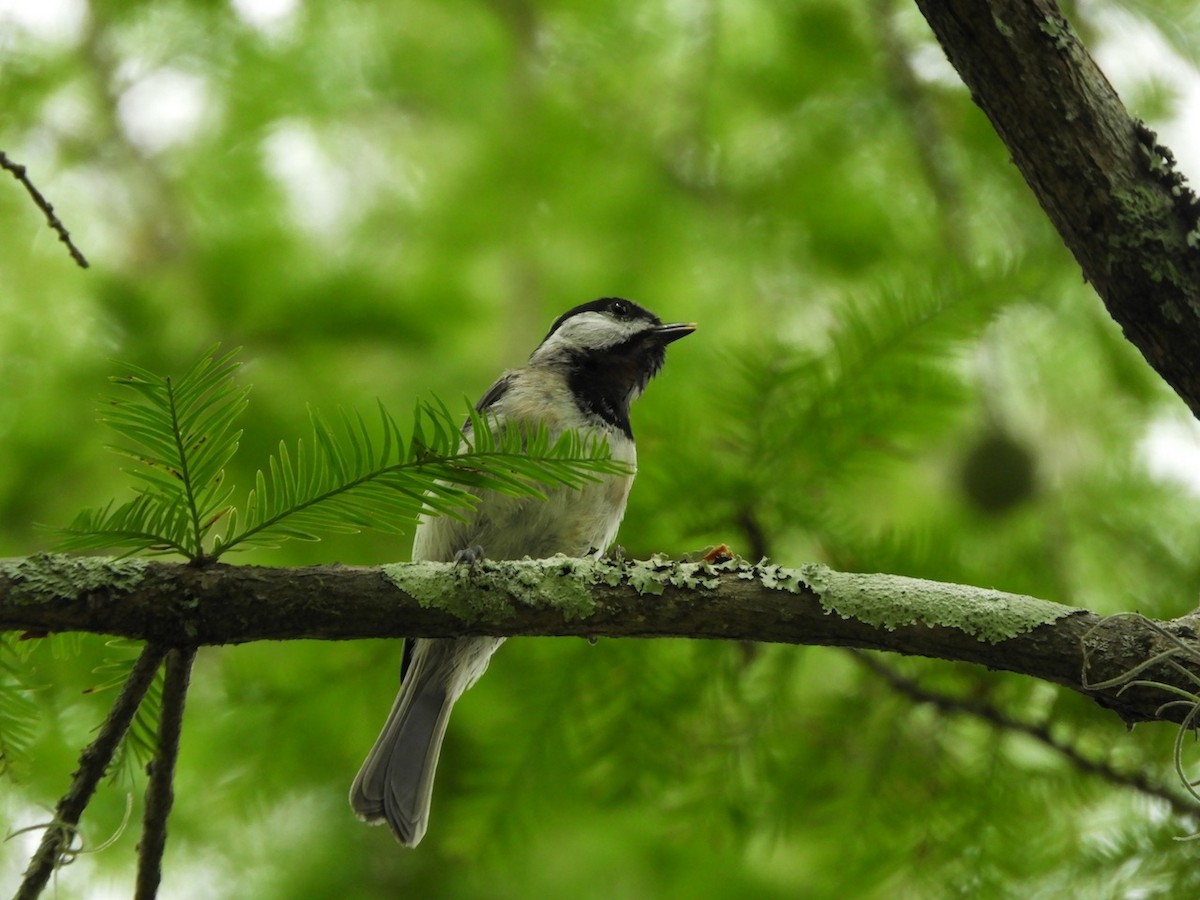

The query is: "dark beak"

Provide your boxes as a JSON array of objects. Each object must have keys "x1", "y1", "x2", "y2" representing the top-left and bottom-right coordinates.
[{"x1": 652, "y1": 322, "x2": 697, "y2": 345}]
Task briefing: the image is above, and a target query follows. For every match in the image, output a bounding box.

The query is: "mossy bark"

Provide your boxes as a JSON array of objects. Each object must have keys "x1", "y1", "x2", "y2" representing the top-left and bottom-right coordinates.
[
  {"x1": 3, "y1": 554, "x2": 1198, "y2": 728},
  {"x1": 914, "y1": 0, "x2": 1200, "y2": 415}
]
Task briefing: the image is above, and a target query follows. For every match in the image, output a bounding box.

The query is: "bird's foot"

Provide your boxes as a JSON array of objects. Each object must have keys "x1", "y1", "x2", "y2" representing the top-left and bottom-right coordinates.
[{"x1": 453, "y1": 545, "x2": 486, "y2": 565}]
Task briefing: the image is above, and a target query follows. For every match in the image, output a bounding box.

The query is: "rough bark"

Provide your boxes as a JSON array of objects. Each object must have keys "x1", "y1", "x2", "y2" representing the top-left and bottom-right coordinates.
[
  {"x1": 913, "y1": 0, "x2": 1200, "y2": 417},
  {"x1": 3, "y1": 554, "x2": 1199, "y2": 728}
]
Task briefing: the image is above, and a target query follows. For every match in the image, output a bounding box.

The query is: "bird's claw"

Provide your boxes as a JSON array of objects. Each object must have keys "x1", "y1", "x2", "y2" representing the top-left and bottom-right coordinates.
[{"x1": 453, "y1": 545, "x2": 486, "y2": 565}]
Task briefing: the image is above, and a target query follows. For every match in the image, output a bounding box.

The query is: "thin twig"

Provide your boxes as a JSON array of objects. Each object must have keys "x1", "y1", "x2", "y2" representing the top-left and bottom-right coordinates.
[
  {"x1": 15, "y1": 644, "x2": 167, "y2": 900},
  {"x1": 852, "y1": 649, "x2": 1200, "y2": 821},
  {"x1": 0, "y1": 150, "x2": 90, "y2": 269},
  {"x1": 134, "y1": 647, "x2": 196, "y2": 900}
]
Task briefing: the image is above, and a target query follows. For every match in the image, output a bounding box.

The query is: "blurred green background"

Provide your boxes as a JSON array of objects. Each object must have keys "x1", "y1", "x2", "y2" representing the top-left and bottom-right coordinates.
[{"x1": 4, "y1": 0, "x2": 1200, "y2": 896}]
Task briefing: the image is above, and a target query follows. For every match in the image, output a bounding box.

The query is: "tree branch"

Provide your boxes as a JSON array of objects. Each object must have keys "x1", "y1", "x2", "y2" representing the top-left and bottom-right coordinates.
[
  {"x1": 14, "y1": 643, "x2": 165, "y2": 900},
  {"x1": 135, "y1": 647, "x2": 195, "y2": 900},
  {"x1": 3, "y1": 554, "x2": 1200, "y2": 729},
  {"x1": 911, "y1": 0, "x2": 1200, "y2": 417},
  {"x1": 851, "y1": 650, "x2": 1198, "y2": 819},
  {"x1": 0, "y1": 150, "x2": 90, "y2": 270}
]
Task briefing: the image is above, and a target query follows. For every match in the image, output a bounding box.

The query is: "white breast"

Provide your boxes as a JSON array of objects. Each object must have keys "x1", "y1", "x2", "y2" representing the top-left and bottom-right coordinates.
[{"x1": 411, "y1": 369, "x2": 637, "y2": 563}]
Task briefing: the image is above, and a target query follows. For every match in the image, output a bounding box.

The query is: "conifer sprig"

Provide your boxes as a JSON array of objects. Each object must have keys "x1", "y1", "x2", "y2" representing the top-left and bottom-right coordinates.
[
  {"x1": 60, "y1": 348, "x2": 629, "y2": 563},
  {"x1": 62, "y1": 347, "x2": 248, "y2": 560}
]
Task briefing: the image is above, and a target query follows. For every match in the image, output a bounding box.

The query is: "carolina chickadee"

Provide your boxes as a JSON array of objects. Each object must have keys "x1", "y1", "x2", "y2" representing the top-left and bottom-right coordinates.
[{"x1": 349, "y1": 297, "x2": 694, "y2": 846}]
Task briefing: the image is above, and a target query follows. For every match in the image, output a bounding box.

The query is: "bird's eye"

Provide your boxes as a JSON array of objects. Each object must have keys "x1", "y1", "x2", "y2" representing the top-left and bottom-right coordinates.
[{"x1": 610, "y1": 299, "x2": 631, "y2": 319}]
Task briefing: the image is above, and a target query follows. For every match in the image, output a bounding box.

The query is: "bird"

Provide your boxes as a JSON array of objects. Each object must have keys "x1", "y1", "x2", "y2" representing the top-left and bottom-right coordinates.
[{"x1": 349, "y1": 296, "x2": 695, "y2": 846}]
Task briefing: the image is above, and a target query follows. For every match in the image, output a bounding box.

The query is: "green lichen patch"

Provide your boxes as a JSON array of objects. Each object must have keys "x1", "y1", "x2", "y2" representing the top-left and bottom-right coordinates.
[
  {"x1": 799, "y1": 563, "x2": 1083, "y2": 643},
  {"x1": 384, "y1": 553, "x2": 739, "y2": 621},
  {"x1": 383, "y1": 555, "x2": 595, "y2": 621},
  {"x1": 744, "y1": 560, "x2": 805, "y2": 593},
  {"x1": 382, "y1": 561, "x2": 462, "y2": 613},
  {"x1": 1038, "y1": 16, "x2": 1071, "y2": 51},
  {"x1": 382, "y1": 556, "x2": 1077, "y2": 643},
  {"x1": 509, "y1": 557, "x2": 597, "y2": 620},
  {"x1": 620, "y1": 553, "x2": 726, "y2": 595},
  {"x1": 625, "y1": 559, "x2": 667, "y2": 595},
  {"x1": 3, "y1": 553, "x2": 148, "y2": 604}
]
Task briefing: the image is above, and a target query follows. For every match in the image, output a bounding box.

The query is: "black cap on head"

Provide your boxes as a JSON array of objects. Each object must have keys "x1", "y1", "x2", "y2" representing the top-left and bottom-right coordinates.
[{"x1": 543, "y1": 297, "x2": 662, "y2": 343}]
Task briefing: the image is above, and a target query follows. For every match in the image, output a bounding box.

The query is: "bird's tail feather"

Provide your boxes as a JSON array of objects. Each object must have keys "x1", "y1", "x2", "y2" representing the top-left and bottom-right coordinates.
[{"x1": 349, "y1": 655, "x2": 454, "y2": 847}]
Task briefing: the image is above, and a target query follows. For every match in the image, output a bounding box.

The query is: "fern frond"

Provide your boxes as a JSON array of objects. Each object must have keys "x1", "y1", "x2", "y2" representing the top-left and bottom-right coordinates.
[{"x1": 216, "y1": 400, "x2": 628, "y2": 555}]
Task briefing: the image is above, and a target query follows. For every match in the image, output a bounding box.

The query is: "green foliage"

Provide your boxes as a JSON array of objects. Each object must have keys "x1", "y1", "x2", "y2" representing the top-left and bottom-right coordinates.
[
  {"x1": 220, "y1": 400, "x2": 624, "y2": 555},
  {"x1": 60, "y1": 349, "x2": 627, "y2": 563},
  {"x1": 85, "y1": 639, "x2": 165, "y2": 785},
  {"x1": 60, "y1": 348, "x2": 248, "y2": 559},
  {"x1": 0, "y1": 634, "x2": 40, "y2": 779},
  {"x1": 3, "y1": 0, "x2": 1200, "y2": 896}
]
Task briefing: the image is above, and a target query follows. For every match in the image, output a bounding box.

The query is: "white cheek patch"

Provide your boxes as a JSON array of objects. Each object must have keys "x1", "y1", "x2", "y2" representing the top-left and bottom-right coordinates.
[{"x1": 536, "y1": 312, "x2": 643, "y2": 358}]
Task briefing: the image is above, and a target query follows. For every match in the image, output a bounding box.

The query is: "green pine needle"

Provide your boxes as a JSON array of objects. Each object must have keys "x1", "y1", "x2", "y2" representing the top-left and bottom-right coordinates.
[{"x1": 60, "y1": 347, "x2": 631, "y2": 562}]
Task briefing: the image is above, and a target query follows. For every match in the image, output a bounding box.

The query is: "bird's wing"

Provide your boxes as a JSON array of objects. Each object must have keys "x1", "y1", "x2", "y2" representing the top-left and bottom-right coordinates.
[{"x1": 473, "y1": 372, "x2": 514, "y2": 415}]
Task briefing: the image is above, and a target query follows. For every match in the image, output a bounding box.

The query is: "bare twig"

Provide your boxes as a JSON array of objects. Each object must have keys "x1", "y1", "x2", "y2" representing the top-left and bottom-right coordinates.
[
  {"x1": 135, "y1": 647, "x2": 196, "y2": 900},
  {"x1": 852, "y1": 650, "x2": 1199, "y2": 821},
  {"x1": 15, "y1": 644, "x2": 166, "y2": 900},
  {"x1": 0, "y1": 151, "x2": 89, "y2": 269}
]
